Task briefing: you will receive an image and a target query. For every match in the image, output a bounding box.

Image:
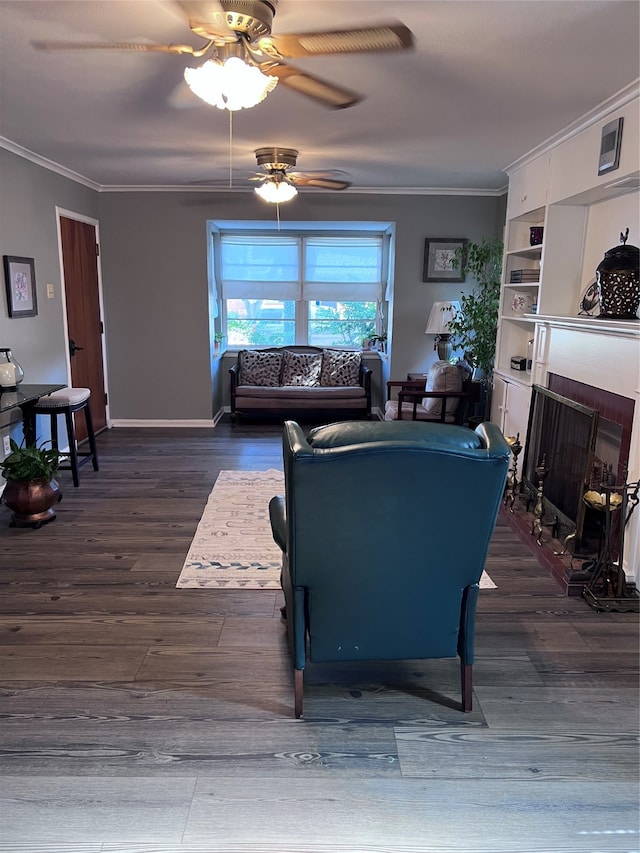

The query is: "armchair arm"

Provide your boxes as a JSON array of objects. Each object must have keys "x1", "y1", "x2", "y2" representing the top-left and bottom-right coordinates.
[
  {"x1": 268, "y1": 495, "x2": 287, "y2": 553},
  {"x1": 386, "y1": 378, "x2": 425, "y2": 402},
  {"x1": 359, "y1": 362, "x2": 372, "y2": 414},
  {"x1": 229, "y1": 362, "x2": 240, "y2": 413},
  {"x1": 396, "y1": 387, "x2": 469, "y2": 423}
]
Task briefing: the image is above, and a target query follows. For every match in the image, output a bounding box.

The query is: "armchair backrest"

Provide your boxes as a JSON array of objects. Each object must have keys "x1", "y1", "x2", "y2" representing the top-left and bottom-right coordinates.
[{"x1": 280, "y1": 419, "x2": 510, "y2": 666}]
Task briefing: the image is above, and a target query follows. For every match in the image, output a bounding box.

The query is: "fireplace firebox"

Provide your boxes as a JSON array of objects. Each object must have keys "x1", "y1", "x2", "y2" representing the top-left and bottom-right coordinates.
[{"x1": 522, "y1": 385, "x2": 599, "y2": 551}]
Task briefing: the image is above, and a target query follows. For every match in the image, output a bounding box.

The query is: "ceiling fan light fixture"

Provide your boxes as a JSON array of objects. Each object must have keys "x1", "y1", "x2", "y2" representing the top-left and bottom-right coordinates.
[
  {"x1": 254, "y1": 179, "x2": 298, "y2": 204},
  {"x1": 184, "y1": 56, "x2": 277, "y2": 111}
]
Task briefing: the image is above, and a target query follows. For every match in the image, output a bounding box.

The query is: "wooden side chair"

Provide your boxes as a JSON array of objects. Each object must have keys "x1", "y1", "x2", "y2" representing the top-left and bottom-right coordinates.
[{"x1": 385, "y1": 362, "x2": 473, "y2": 425}]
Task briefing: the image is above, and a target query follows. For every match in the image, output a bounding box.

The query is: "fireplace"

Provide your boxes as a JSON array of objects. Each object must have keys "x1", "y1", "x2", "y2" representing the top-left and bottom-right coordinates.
[
  {"x1": 521, "y1": 374, "x2": 635, "y2": 558},
  {"x1": 522, "y1": 385, "x2": 598, "y2": 551}
]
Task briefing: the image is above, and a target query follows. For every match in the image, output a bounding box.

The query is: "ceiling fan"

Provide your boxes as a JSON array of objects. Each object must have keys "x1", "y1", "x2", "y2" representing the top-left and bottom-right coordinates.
[
  {"x1": 31, "y1": 0, "x2": 414, "y2": 109},
  {"x1": 250, "y1": 147, "x2": 351, "y2": 202}
]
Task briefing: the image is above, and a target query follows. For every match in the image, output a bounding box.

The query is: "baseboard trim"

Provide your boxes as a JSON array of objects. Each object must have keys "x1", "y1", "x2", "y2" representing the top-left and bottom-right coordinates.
[{"x1": 110, "y1": 419, "x2": 216, "y2": 428}]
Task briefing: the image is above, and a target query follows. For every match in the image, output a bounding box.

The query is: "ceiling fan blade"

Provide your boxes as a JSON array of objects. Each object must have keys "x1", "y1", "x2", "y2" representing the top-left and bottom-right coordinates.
[
  {"x1": 258, "y1": 60, "x2": 362, "y2": 109},
  {"x1": 176, "y1": 0, "x2": 237, "y2": 42},
  {"x1": 289, "y1": 175, "x2": 351, "y2": 191},
  {"x1": 256, "y1": 23, "x2": 414, "y2": 59},
  {"x1": 31, "y1": 40, "x2": 199, "y2": 55},
  {"x1": 188, "y1": 179, "x2": 243, "y2": 186},
  {"x1": 288, "y1": 170, "x2": 350, "y2": 180}
]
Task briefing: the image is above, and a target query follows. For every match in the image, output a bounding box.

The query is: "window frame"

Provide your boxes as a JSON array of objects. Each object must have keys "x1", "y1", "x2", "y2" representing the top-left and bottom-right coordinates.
[{"x1": 211, "y1": 224, "x2": 393, "y2": 350}]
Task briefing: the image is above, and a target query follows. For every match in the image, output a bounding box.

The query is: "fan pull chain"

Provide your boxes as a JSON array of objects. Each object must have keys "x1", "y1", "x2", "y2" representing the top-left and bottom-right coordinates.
[
  {"x1": 276, "y1": 200, "x2": 281, "y2": 231},
  {"x1": 228, "y1": 110, "x2": 233, "y2": 188}
]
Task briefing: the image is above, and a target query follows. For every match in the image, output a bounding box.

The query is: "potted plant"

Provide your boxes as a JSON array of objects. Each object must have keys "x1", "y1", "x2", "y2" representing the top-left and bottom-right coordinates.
[
  {"x1": 369, "y1": 332, "x2": 387, "y2": 353},
  {"x1": 448, "y1": 237, "x2": 504, "y2": 420},
  {"x1": 0, "y1": 439, "x2": 62, "y2": 528}
]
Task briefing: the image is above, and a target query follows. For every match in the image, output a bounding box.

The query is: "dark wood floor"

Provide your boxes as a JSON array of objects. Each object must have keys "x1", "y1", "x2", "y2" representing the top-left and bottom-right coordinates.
[{"x1": 0, "y1": 423, "x2": 638, "y2": 853}]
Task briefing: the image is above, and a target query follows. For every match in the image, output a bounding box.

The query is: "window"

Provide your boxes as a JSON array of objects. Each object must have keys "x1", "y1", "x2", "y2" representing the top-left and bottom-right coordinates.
[{"x1": 213, "y1": 227, "x2": 391, "y2": 348}]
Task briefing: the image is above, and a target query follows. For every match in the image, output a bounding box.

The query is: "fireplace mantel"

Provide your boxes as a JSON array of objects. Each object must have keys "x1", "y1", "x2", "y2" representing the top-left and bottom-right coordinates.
[{"x1": 527, "y1": 314, "x2": 640, "y2": 339}]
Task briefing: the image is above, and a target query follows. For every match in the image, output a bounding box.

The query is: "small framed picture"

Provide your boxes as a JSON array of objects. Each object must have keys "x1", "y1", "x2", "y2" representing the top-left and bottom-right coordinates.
[
  {"x1": 3, "y1": 255, "x2": 38, "y2": 318},
  {"x1": 423, "y1": 238, "x2": 467, "y2": 282}
]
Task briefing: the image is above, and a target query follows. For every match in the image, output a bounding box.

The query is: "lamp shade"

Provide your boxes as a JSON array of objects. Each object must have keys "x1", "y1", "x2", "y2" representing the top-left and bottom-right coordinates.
[
  {"x1": 184, "y1": 57, "x2": 278, "y2": 111},
  {"x1": 425, "y1": 301, "x2": 461, "y2": 335},
  {"x1": 254, "y1": 179, "x2": 298, "y2": 204}
]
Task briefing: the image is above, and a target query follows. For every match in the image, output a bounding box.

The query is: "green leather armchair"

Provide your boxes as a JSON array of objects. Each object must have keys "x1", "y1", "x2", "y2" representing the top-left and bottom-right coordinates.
[{"x1": 269, "y1": 419, "x2": 510, "y2": 718}]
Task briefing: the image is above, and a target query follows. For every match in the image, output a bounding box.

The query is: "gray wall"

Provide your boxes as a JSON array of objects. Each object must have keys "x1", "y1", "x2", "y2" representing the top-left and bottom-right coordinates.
[
  {"x1": 98, "y1": 190, "x2": 505, "y2": 419},
  {"x1": 0, "y1": 148, "x2": 99, "y2": 441},
  {"x1": 1, "y1": 148, "x2": 506, "y2": 423}
]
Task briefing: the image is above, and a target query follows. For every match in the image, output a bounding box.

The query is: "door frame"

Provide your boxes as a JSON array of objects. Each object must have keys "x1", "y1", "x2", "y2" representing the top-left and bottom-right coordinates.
[{"x1": 55, "y1": 206, "x2": 111, "y2": 428}]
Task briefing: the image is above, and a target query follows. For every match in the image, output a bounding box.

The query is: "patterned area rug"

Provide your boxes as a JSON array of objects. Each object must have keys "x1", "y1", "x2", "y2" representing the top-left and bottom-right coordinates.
[
  {"x1": 176, "y1": 469, "x2": 284, "y2": 589},
  {"x1": 176, "y1": 469, "x2": 496, "y2": 590}
]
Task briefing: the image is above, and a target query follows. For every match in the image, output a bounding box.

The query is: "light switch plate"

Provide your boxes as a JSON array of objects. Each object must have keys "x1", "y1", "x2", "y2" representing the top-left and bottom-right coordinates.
[
  {"x1": 46, "y1": 284, "x2": 55, "y2": 299},
  {"x1": 3, "y1": 436, "x2": 11, "y2": 455}
]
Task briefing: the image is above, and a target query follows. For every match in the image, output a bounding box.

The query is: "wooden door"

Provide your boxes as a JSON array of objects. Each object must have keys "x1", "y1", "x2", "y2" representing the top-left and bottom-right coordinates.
[{"x1": 60, "y1": 216, "x2": 107, "y2": 441}]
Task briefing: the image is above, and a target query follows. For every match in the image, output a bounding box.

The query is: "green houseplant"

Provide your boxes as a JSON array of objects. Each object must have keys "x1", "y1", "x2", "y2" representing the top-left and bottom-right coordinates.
[
  {"x1": 0, "y1": 439, "x2": 62, "y2": 528},
  {"x1": 448, "y1": 237, "x2": 503, "y2": 421},
  {"x1": 448, "y1": 237, "x2": 503, "y2": 377}
]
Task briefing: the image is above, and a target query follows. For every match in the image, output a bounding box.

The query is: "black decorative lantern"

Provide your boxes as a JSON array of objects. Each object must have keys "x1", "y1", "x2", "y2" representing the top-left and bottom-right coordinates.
[{"x1": 596, "y1": 228, "x2": 640, "y2": 320}]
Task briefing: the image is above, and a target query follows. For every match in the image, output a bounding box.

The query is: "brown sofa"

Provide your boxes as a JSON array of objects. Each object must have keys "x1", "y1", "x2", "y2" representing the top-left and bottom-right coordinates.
[{"x1": 230, "y1": 346, "x2": 371, "y2": 422}]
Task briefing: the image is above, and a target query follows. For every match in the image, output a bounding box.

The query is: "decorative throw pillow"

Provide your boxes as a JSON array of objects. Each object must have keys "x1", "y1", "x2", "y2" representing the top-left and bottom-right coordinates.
[
  {"x1": 422, "y1": 361, "x2": 462, "y2": 416},
  {"x1": 320, "y1": 350, "x2": 361, "y2": 387},
  {"x1": 239, "y1": 350, "x2": 283, "y2": 386},
  {"x1": 281, "y1": 351, "x2": 323, "y2": 387}
]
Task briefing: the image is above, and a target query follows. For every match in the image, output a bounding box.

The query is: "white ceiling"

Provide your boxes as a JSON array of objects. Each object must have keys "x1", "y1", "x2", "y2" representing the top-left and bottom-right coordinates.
[{"x1": 1, "y1": 0, "x2": 639, "y2": 192}]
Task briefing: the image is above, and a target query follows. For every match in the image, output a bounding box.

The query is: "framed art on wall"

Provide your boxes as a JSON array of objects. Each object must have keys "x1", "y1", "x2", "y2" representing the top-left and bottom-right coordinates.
[
  {"x1": 3, "y1": 255, "x2": 38, "y2": 318},
  {"x1": 423, "y1": 238, "x2": 468, "y2": 282}
]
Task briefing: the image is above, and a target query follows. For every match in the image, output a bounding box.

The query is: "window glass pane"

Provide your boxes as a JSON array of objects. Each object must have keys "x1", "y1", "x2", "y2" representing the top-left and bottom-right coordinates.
[
  {"x1": 308, "y1": 301, "x2": 376, "y2": 348},
  {"x1": 305, "y1": 238, "x2": 382, "y2": 282},
  {"x1": 221, "y1": 236, "x2": 298, "y2": 281},
  {"x1": 227, "y1": 299, "x2": 295, "y2": 347}
]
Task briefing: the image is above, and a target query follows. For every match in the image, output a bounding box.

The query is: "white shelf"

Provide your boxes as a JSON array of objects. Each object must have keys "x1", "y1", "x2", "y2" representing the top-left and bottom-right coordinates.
[
  {"x1": 503, "y1": 281, "x2": 540, "y2": 290},
  {"x1": 500, "y1": 314, "x2": 537, "y2": 322},
  {"x1": 507, "y1": 286, "x2": 540, "y2": 291},
  {"x1": 506, "y1": 244, "x2": 543, "y2": 258},
  {"x1": 494, "y1": 367, "x2": 533, "y2": 387}
]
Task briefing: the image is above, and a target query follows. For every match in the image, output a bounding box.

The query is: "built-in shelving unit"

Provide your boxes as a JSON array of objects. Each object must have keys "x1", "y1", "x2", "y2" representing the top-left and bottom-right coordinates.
[{"x1": 493, "y1": 81, "x2": 640, "y2": 583}]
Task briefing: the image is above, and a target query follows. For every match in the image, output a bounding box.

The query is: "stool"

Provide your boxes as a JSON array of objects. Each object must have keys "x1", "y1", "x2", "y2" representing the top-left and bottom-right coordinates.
[{"x1": 33, "y1": 388, "x2": 99, "y2": 487}]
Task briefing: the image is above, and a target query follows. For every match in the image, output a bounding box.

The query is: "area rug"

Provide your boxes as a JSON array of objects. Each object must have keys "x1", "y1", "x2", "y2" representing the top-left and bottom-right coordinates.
[{"x1": 176, "y1": 469, "x2": 496, "y2": 590}]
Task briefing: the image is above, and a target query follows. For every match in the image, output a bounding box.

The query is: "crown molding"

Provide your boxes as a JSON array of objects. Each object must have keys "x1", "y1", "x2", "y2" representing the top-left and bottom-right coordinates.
[
  {"x1": 0, "y1": 136, "x2": 101, "y2": 191},
  {"x1": 1, "y1": 136, "x2": 506, "y2": 197},
  {"x1": 504, "y1": 78, "x2": 640, "y2": 175},
  {"x1": 101, "y1": 184, "x2": 506, "y2": 196}
]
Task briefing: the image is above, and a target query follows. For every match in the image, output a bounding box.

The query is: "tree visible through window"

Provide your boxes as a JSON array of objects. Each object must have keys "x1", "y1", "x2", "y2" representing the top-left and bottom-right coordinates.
[{"x1": 214, "y1": 230, "x2": 389, "y2": 348}]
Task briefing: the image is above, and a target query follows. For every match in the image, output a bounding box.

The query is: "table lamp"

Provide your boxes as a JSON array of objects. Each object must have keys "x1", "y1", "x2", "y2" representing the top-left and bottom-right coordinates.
[{"x1": 425, "y1": 301, "x2": 460, "y2": 361}]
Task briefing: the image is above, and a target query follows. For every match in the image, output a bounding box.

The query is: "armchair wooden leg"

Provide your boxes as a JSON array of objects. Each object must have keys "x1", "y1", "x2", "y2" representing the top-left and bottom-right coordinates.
[
  {"x1": 461, "y1": 662, "x2": 473, "y2": 712},
  {"x1": 294, "y1": 669, "x2": 304, "y2": 718}
]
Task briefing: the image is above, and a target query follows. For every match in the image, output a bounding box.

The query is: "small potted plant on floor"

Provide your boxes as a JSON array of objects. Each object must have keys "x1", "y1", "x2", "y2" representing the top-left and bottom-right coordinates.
[{"x1": 0, "y1": 439, "x2": 62, "y2": 528}]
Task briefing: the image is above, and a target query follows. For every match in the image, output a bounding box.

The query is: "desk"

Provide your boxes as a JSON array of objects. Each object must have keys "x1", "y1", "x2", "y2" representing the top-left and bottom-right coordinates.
[{"x1": 0, "y1": 384, "x2": 66, "y2": 445}]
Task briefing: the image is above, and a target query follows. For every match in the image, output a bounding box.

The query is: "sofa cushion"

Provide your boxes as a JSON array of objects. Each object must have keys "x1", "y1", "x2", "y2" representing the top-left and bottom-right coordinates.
[
  {"x1": 281, "y1": 350, "x2": 323, "y2": 387},
  {"x1": 239, "y1": 350, "x2": 283, "y2": 386},
  {"x1": 320, "y1": 350, "x2": 361, "y2": 387},
  {"x1": 235, "y1": 385, "x2": 365, "y2": 400},
  {"x1": 235, "y1": 385, "x2": 366, "y2": 410},
  {"x1": 423, "y1": 361, "x2": 462, "y2": 416}
]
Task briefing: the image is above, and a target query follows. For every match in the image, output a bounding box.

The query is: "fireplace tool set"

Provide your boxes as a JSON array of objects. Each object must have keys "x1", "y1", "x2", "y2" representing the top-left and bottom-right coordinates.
[
  {"x1": 579, "y1": 473, "x2": 639, "y2": 612},
  {"x1": 502, "y1": 440, "x2": 638, "y2": 611}
]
